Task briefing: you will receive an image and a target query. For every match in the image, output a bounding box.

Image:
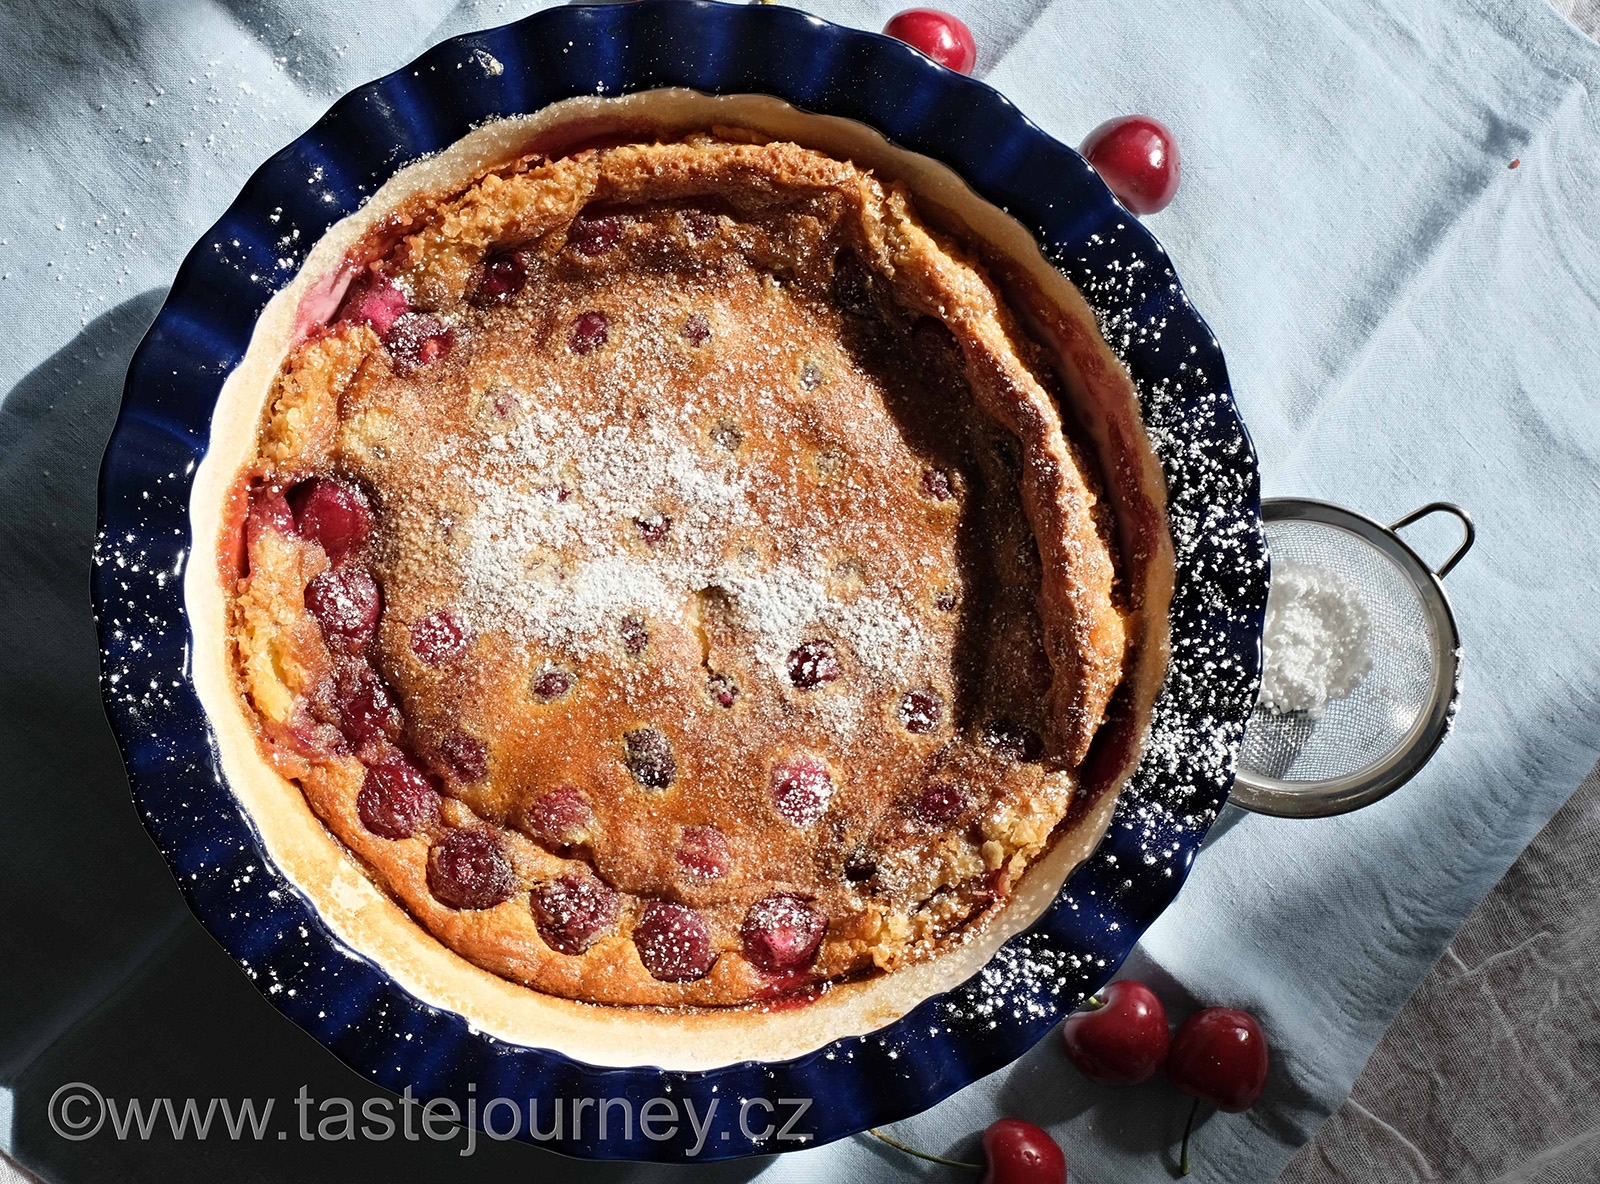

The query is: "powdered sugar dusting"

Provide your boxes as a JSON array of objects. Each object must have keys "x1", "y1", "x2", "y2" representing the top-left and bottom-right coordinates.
[{"x1": 445, "y1": 385, "x2": 931, "y2": 689}]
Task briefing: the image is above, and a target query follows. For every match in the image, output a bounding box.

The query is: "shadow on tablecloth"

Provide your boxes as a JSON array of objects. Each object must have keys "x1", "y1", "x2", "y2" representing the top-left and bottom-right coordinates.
[{"x1": 1279, "y1": 759, "x2": 1600, "y2": 1182}]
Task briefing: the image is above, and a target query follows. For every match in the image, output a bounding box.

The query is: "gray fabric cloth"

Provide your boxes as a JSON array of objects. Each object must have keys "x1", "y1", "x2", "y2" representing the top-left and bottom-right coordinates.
[
  {"x1": 1554, "y1": 0, "x2": 1600, "y2": 36},
  {"x1": 1280, "y1": 759, "x2": 1600, "y2": 1182}
]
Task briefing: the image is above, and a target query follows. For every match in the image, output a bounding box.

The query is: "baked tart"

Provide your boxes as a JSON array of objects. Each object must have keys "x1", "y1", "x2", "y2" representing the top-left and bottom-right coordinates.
[{"x1": 217, "y1": 123, "x2": 1156, "y2": 1010}]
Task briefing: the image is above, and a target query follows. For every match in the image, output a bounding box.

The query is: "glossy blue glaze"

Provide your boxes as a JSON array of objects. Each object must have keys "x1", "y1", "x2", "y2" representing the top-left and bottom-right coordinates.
[{"x1": 93, "y1": 0, "x2": 1266, "y2": 1162}]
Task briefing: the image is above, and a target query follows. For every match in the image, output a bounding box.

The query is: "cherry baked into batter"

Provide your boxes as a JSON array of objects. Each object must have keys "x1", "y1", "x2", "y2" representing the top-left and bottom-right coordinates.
[{"x1": 226, "y1": 134, "x2": 1130, "y2": 1007}]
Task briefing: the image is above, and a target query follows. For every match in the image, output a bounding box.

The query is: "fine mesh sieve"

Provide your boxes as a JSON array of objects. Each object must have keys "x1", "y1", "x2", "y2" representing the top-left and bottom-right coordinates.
[{"x1": 1232, "y1": 499, "x2": 1473, "y2": 818}]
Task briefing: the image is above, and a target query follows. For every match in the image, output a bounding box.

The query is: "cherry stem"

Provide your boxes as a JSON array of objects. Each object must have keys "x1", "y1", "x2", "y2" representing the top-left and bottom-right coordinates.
[
  {"x1": 1179, "y1": 1097, "x2": 1199, "y2": 1177},
  {"x1": 867, "y1": 1127, "x2": 982, "y2": 1170}
]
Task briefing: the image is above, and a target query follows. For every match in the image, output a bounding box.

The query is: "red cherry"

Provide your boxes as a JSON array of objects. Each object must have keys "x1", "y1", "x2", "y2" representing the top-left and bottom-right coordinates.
[
  {"x1": 913, "y1": 779, "x2": 969, "y2": 825},
  {"x1": 568, "y1": 213, "x2": 622, "y2": 256},
  {"x1": 884, "y1": 9, "x2": 977, "y2": 75},
  {"x1": 531, "y1": 668, "x2": 575, "y2": 701},
  {"x1": 676, "y1": 825, "x2": 731, "y2": 879},
  {"x1": 633, "y1": 513, "x2": 672, "y2": 545},
  {"x1": 683, "y1": 209, "x2": 718, "y2": 243},
  {"x1": 706, "y1": 673, "x2": 738, "y2": 709},
  {"x1": 1080, "y1": 116, "x2": 1181, "y2": 215},
  {"x1": 339, "y1": 272, "x2": 409, "y2": 336},
  {"x1": 682, "y1": 313, "x2": 711, "y2": 346},
  {"x1": 1061, "y1": 980, "x2": 1170, "y2": 1086},
  {"x1": 741, "y1": 894, "x2": 827, "y2": 973},
  {"x1": 633, "y1": 901, "x2": 716, "y2": 982},
  {"x1": 770, "y1": 754, "x2": 834, "y2": 827},
  {"x1": 427, "y1": 828, "x2": 514, "y2": 910},
  {"x1": 1166, "y1": 1007, "x2": 1269, "y2": 1112},
  {"x1": 357, "y1": 754, "x2": 440, "y2": 840},
  {"x1": 569, "y1": 310, "x2": 610, "y2": 354},
  {"x1": 898, "y1": 688, "x2": 944, "y2": 734},
  {"x1": 304, "y1": 565, "x2": 382, "y2": 651},
  {"x1": 619, "y1": 614, "x2": 650, "y2": 655},
  {"x1": 286, "y1": 713, "x2": 343, "y2": 760},
  {"x1": 1166, "y1": 1007, "x2": 1269, "y2": 1176},
  {"x1": 383, "y1": 312, "x2": 454, "y2": 373},
  {"x1": 469, "y1": 252, "x2": 527, "y2": 307},
  {"x1": 331, "y1": 659, "x2": 400, "y2": 753},
  {"x1": 532, "y1": 872, "x2": 618, "y2": 955},
  {"x1": 289, "y1": 476, "x2": 371, "y2": 564},
  {"x1": 786, "y1": 638, "x2": 841, "y2": 689},
  {"x1": 525, "y1": 784, "x2": 595, "y2": 848},
  {"x1": 623, "y1": 727, "x2": 676, "y2": 789},
  {"x1": 410, "y1": 609, "x2": 469, "y2": 665},
  {"x1": 437, "y1": 729, "x2": 488, "y2": 783},
  {"x1": 980, "y1": 1119, "x2": 1067, "y2": 1184}
]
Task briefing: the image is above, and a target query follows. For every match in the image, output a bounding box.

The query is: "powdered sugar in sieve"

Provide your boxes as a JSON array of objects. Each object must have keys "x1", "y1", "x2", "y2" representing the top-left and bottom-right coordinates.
[{"x1": 1232, "y1": 500, "x2": 1473, "y2": 818}]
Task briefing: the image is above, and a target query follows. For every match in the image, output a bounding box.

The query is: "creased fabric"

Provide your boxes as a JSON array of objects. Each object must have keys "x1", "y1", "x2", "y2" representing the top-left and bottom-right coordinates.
[{"x1": 0, "y1": 2, "x2": 1597, "y2": 1182}]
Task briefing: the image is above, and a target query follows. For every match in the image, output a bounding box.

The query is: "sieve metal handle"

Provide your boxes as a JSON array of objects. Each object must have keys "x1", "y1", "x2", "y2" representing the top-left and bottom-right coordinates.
[{"x1": 1391, "y1": 502, "x2": 1475, "y2": 578}]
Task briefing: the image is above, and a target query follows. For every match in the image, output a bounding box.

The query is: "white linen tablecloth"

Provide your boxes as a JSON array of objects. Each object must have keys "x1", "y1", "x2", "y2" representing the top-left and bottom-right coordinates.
[{"x1": 1, "y1": 1, "x2": 1597, "y2": 1181}]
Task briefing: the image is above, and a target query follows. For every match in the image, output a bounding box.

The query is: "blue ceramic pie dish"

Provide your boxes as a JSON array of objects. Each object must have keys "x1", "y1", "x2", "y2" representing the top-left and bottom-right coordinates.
[{"x1": 92, "y1": 0, "x2": 1266, "y2": 1162}]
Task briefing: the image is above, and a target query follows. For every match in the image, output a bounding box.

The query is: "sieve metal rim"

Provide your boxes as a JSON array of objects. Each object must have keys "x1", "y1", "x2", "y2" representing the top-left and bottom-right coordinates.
[{"x1": 1230, "y1": 498, "x2": 1471, "y2": 819}]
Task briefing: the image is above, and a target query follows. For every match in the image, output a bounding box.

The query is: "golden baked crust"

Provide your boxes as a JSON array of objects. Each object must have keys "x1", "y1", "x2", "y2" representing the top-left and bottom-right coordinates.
[{"x1": 224, "y1": 134, "x2": 1130, "y2": 1007}]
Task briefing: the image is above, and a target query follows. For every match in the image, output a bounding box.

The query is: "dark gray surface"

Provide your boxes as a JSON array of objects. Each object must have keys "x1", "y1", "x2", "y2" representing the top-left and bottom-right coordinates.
[
  {"x1": 0, "y1": 294, "x2": 174, "y2": 1085},
  {"x1": 1280, "y1": 761, "x2": 1600, "y2": 1183}
]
